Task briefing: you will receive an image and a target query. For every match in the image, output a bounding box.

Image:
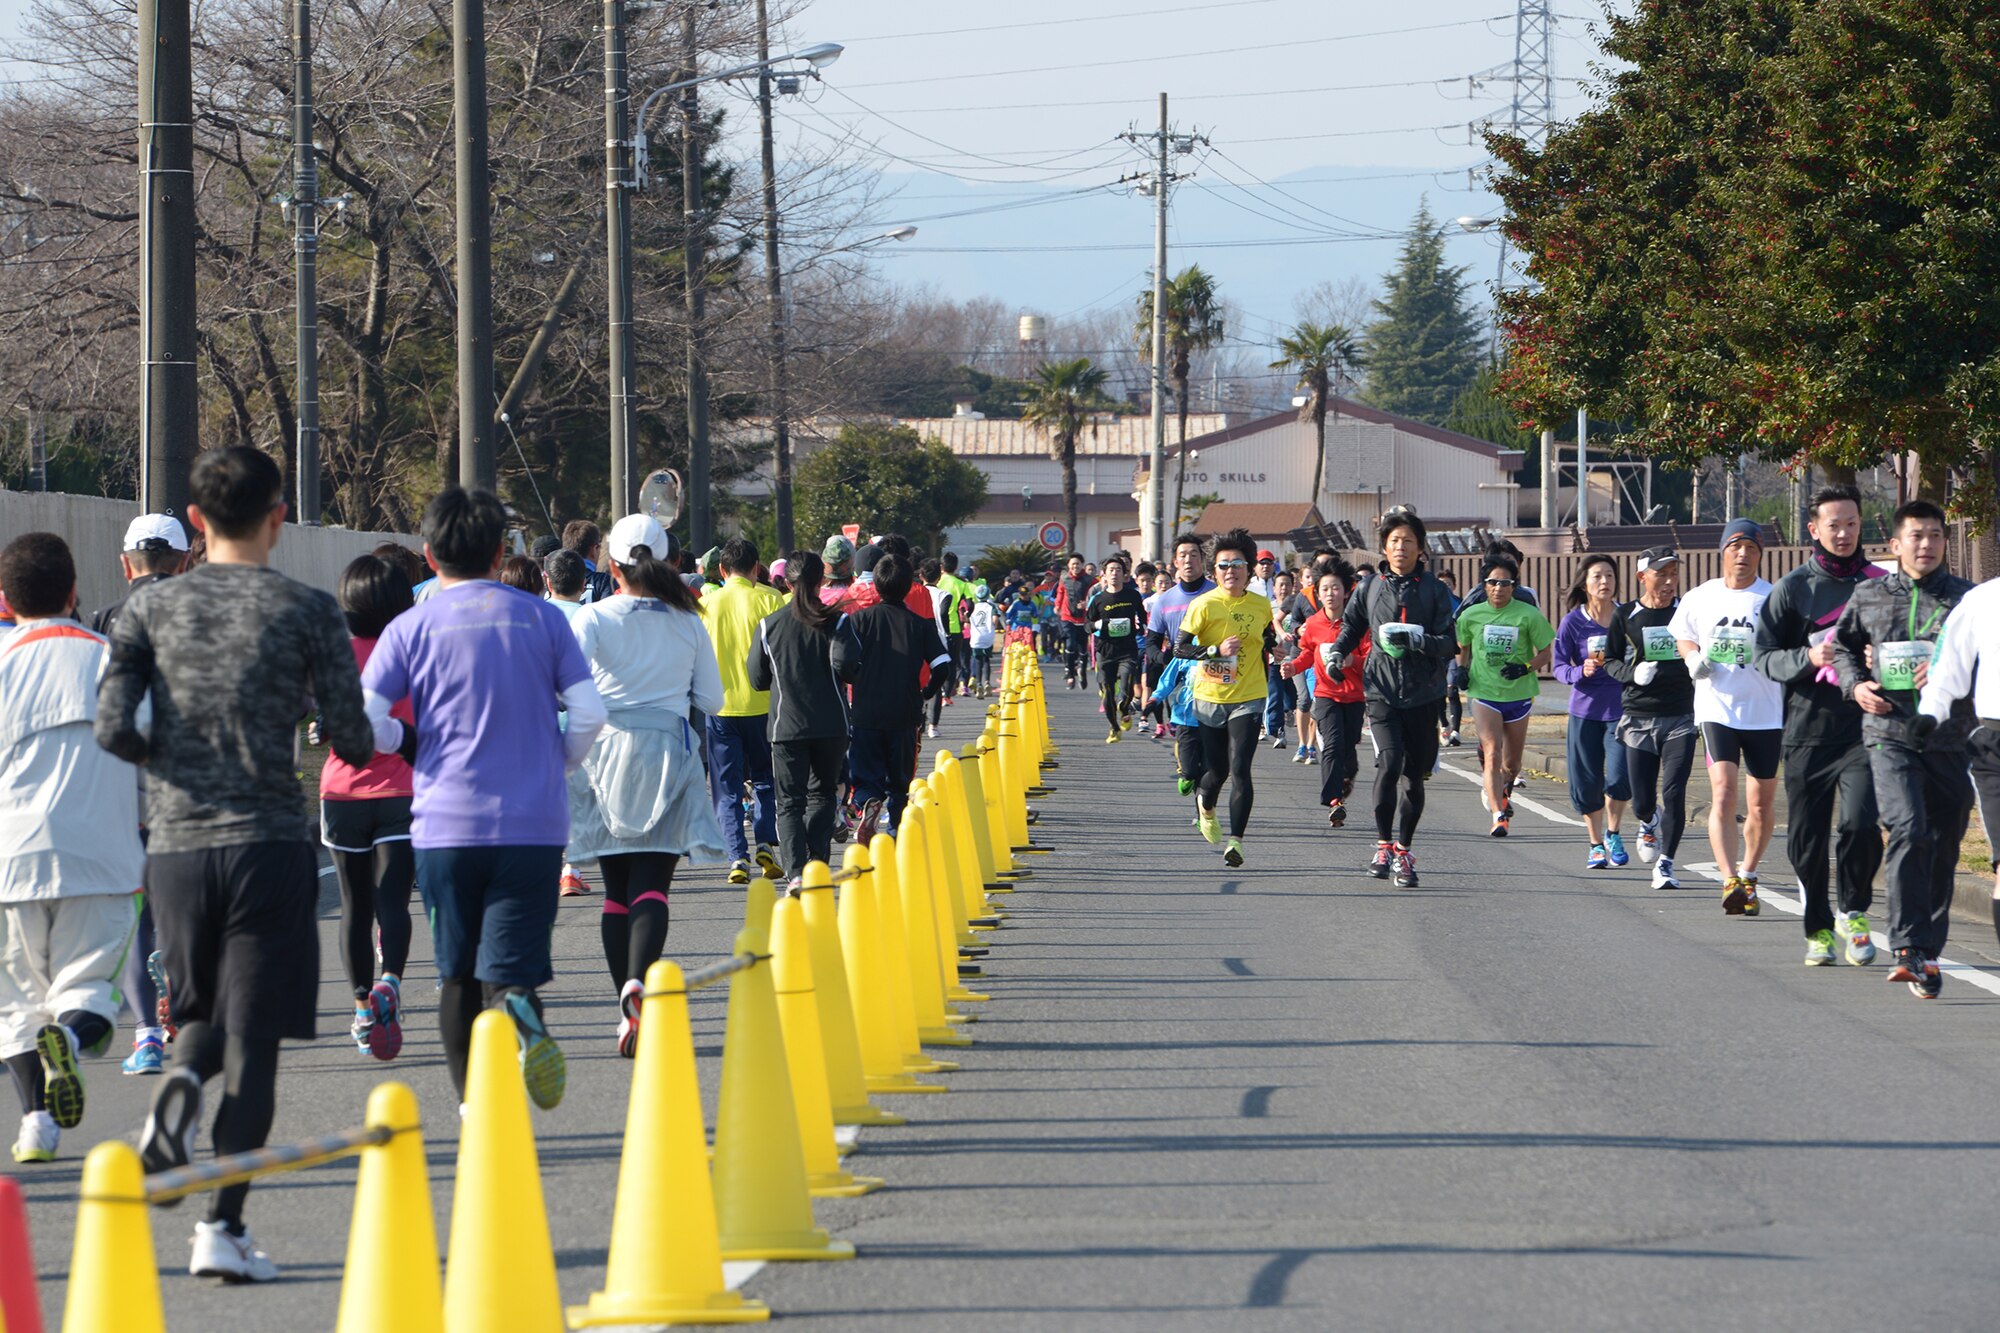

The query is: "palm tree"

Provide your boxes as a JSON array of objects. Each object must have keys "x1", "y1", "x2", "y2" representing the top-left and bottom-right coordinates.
[
  {"x1": 1023, "y1": 357, "x2": 1110, "y2": 555},
  {"x1": 1136, "y1": 266, "x2": 1226, "y2": 536},
  {"x1": 1271, "y1": 320, "x2": 1365, "y2": 520}
]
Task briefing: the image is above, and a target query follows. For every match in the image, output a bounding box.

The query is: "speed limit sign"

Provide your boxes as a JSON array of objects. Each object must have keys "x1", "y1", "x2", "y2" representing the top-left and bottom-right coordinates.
[{"x1": 1036, "y1": 520, "x2": 1068, "y2": 551}]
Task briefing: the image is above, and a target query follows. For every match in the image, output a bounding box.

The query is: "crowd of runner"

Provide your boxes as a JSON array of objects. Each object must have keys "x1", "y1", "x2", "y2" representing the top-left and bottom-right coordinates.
[{"x1": 4, "y1": 454, "x2": 2000, "y2": 1282}]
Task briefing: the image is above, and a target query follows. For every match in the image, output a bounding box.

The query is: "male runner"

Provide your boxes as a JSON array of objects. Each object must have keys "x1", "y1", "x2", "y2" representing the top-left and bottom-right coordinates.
[
  {"x1": 1834, "y1": 500, "x2": 1972, "y2": 992},
  {"x1": 97, "y1": 447, "x2": 376, "y2": 1282},
  {"x1": 1601, "y1": 547, "x2": 1696, "y2": 889},
  {"x1": 1754, "y1": 484, "x2": 1882, "y2": 963},
  {"x1": 700, "y1": 537, "x2": 785, "y2": 882},
  {"x1": 1053, "y1": 553, "x2": 1093, "y2": 689},
  {"x1": 937, "y1": 552, "x2": 977, "y2": 694},
  {"x1": 1087, "y1": 554, "x2": 1147, "y2": 743},
  {"x1": 1917, "y1": 552, "x2": 2000, "y2": 961},
  {"x1": 1146, "y1": 533, "x2": 1216, "y2": 794},
  {"x1": 1672, "y1": 519, "x2": 1785, "y2": 916},
  {"x1": 1328, "y1": 510, "x2": 1457, "y2": 888},
  {"x1": 1174, "y1": 529, "x2": 1274, "y2": 868}
]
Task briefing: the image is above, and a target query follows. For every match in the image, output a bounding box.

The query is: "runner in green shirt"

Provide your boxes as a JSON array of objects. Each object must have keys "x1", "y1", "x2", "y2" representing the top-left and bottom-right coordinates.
[{"x1": 1454, "y1": 553, "x2": 1555, "y2": 837}]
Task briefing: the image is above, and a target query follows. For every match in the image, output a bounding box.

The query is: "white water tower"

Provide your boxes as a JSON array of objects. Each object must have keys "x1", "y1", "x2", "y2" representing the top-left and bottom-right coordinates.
[{"x1": 1018, "y1": 313, "x2": 1046, "y2": 377}]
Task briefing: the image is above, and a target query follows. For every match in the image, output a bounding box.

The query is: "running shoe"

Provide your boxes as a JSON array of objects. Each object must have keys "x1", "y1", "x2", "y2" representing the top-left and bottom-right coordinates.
[
  {"x1": 1307, "y1": 745, "x2": 1319, "y2": 761},
  {"x1": 926, "y1": 724, "x2": 939, "y2": 739},
  {"x1": 1722, "y1": 876, "x2": 1750, "y2": 915},
  {"x1": 11, "y1": 1111, "x2": 56, "y2": 1164},
  {"x1": 504, "y1": 992, "x2": 566, "y2": 1111},
  {"x1": 1290, "y1": 745, "x2": 1306, "y2": 763},
  {"x1": 1197, "y1": 808, "x2": 1221, "y2": 845},
  {"x1": 1803, "y1": 930, "x2": 1835, "y2": 966},
  {"x1": 1650, "y1": 857, "x2": 1679, "y2": 891},
  {"x1": 149, "y1": 951, "x2": 176, "y2": 1041},
  {"x1": 1392, "y1": 844, "x2": 1419, "y2": 889},
  {"x1": 559, "y1": 867, "x2": 592, "y2": 897},
  {"x1": 366, "y1": 978, "x2": 402, "y2": 1061},
  {"x1": 1223, "y1": 837, "x2": 1244, "y2": 868},
  {"x1": 1327, "y1": 800, "x2": 1346, "y2": 829},
  {"x1": 1636, "y1": 821, "x2": 1659, "y2": 865},
  {"x1": 190, "y1": 1220, "x2": 279, "y2": 1283},
  {"x1": 350, "y1": 1003, "x2": 374, "y2": 1054},
  {"x1": 1605, "y1": 830, "x2": 1629, "y2": 867},
  {"x1": 1176, "y1": 777, "x2": 1194, "y2": 797},
  {"x1": 754, "y1": 843, "x2": 783, "y2": 879},
  {"x1": 1742, "y1": 883, "x2": 1761, "y2": 917},
  {"x1": 1106, "y1": 731, "x2": 1121, "y2": 744},
  {"x1": 1153, "y1": 723, "x2": 1167, "y2": 739},
  {"x1": 1369, "y1": 842, "x2": 1393, "y2": 879},
  {"x1": 858, "y1": 797, "x2": 885, "y2": 838},
  {"x1": 1270, "y1": 734, "x2": 1287, "y2": 750},
  {"x1": 1836, "y1": 913, "x2": 1876, "y2": 966},
  {"x1": 617, "y1": 978, "x2": 643, "y2": 1059},
  {"x1": 1586, "y1": 844, "x2": 1608, "y2": 870},
  {"x1": 1490, "y1": 812, "x2": 1510, "y2": 838},
  {"x1": 727, "y1": 860, "x2": 752, "y2": 886},
  {"x1": 1887, "y1": 948, "x2": 1923, "y2": 983},
  {"x1": 1915, "y1": 958, "x2": 1943, "y2": 999},
  {"x1": 140, "y1": 1066, "x2": 203, "y2": 1190},
  {"x1": 1446, "y1": 731, "x2": 1461, "y2": 747},
  {"x1": 123, "y1": 1036, "x2": 165, "y2": 1076},
  {"x1": 35, "y1": 1025, "x2": 83, "y2": 1131}
]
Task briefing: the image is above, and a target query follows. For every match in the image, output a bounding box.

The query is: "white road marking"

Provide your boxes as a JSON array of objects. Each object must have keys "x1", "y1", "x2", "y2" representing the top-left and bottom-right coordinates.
[{"x1": 1439, "y1": 760, "x2": 2000, "y2": 998}]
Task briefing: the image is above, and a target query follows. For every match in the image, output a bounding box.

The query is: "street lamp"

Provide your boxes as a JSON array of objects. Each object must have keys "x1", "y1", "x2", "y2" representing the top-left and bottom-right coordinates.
[{"x1": 602, "y1": 19, "x2": 842, "y2": 533}]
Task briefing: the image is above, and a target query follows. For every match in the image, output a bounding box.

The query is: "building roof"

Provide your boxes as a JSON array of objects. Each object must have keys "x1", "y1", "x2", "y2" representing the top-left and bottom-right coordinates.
[
  {"x1": 1169, "y1": 400, "x2": 1525, "y2": 463},
  {"x1": 1182, "y1": 502, "x2": 1326, "y2": 538},
  {"x1": 896, "y1": 413, "x2": 1233, "y2": 458}
]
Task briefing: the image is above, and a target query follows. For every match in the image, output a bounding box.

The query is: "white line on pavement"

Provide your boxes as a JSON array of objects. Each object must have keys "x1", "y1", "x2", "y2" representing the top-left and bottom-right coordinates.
[{"x1": 1438, "y1": 761, "x2": 2000, "y2": 999}]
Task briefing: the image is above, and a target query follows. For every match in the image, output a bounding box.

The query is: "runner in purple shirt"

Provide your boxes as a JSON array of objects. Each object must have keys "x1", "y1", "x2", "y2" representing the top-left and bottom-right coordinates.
[
  {"x1": 1551, "y1": 554, "x2": 1631, "y2": 870},
  {"x1": 1146, "y1": 532, "x2": 1217, "y2": 797},
  {"x1": 362, "y1": 488, "x2": 606, "y2": 1111}
]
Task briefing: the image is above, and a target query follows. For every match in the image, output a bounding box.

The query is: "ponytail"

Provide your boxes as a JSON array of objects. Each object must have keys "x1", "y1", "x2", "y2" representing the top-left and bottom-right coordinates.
[
  {"x1": 615, "y1": 544, "x2": 701, "y2": 612},
  {"x1": 785, "y1": 551, "x2": 839, "y2": 632}
]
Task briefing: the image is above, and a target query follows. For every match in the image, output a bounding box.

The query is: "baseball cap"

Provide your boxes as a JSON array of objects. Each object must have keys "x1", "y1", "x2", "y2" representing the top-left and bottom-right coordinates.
[
  {"x1": 1256, "y1": 549, "x2": 1277, "y2": 563},
  {"x1": 821, "y1": 534, "x2": 853, "y2": 564},
  {"x1": 769, "y1": 557, "x2": 789, "y2": 581},
  {"x1": 1719, "y1": 518, "x2": 1765, "y2": 551},
  {"x1": 605, "y1": 513, "x2": 668, "y2": 566},
  {"x1": 1635, "y1": 545, "x2": 1679, "y2": 573},
  {"x1": 123, "y1": 513, "x2": 189, "y2": 553}
]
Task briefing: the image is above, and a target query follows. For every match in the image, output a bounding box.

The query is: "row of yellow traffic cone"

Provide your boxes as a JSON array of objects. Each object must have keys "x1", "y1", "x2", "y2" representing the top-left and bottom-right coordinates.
[{"x1": 57, "y1": 643, "x2": 1055, "y2": 1332}]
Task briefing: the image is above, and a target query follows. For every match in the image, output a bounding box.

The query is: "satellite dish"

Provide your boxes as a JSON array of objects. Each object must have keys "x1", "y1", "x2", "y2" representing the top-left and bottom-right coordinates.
[{"x1": 637, "y1": 469, "x2": 683, "y2": 527}]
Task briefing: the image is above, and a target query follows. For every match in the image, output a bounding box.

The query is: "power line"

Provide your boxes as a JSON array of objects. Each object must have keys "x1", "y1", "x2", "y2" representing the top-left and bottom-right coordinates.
[
  {"x1": 841, "y1": 0, "x2": 1282, "y2": 42},
  {"x1": 849, "y1": 76, "x2": 1593, "y2": 117},
  {"x1": 884, "y1": 234, "x2": 1402, "y2": 254}
]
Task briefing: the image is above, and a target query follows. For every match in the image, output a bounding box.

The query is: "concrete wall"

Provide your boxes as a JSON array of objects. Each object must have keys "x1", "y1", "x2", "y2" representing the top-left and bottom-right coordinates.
[{"x1": 0, "y1": 489, "x2": 416, "y2": 615}]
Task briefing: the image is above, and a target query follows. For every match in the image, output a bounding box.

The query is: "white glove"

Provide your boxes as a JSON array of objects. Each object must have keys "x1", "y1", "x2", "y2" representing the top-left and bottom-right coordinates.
[
  {"x1": 1383, "y1": 625, "x2": 1424, "y2": 651},
  {"x1": 1685, "y1": 652, "x2": 1715, "y2": 681},
  {"x1": 1319, "y1": 643, "x2": 1340, "y2": 669},
  {"x1": 1634, "y1": 660, "x2": 1659, "y2": 686}
]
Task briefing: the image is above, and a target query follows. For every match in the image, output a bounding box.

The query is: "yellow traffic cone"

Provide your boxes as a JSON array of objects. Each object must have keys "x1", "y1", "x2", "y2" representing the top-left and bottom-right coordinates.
[
  {"x1": 936, "y1": 755, "x2": 1001, "y2": 929},
  {"x1": 976, "y1": 731, "x2": 1028, "y2": 881},
  {"x1": 572, "y1": 958, "x2": 770, "y2": 1325},
  {"x1": 336, "y1": 1082, "x2": 442, "y2": 1333},
  {"x1": 894, "y1": 806, "x2": 971, "y2": 1046},
  {"x1": 916, "y1": 788, "x2": 990, "y2": 1006},
  {"x1": 714, "y1": 928, "x2": 856, "y2": 1261},
  {"x1": 62, "y1": 1142, "x2": 163, "y2": 1333},
  {"x1": 444, "y1": 1009, "x2": 562, "y2": 1333},
  {"x1": 771, "y1": 898, "x2": 885, "y2": 1199},
  {"x1": 869, "y1": 832, "x2": 958, "y2": 1074},
  {"x1": 744, "y1": 868, "x2": 778, "y2": 939},
  {"x1": 840, "y1": 845, "x2": 946, "y2": 1094},
  {"x1": 797, "y1": 861, "x2": 903, "y2": 1127},
  {"x1": 926, "y1": 773, "x2": 993, "y2": 943},
  {"x1": 953, "y1": 744, "x2": 1004, "y2": 891}
]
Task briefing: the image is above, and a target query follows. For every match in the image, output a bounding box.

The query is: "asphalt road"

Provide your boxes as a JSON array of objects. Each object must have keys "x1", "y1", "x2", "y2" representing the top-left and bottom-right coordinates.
[{"x1": 16, "y1": 671, "x2": 2000, "y2": 1330}]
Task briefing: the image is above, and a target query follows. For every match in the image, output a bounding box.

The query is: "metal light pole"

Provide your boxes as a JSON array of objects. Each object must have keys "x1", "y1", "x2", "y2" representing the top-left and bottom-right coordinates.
[
  {"x1": 453, "y1": 0, "x2": 495, "y2": 490},
  {"x1": 290, "y1": 0, "x2": 320, "y2": 522},
  {"x1": 679, "y1": 8, "x2": 713, "y2": 552},
  {"x1": 602, "y1": 0, "x2": 634, "y2": 518},
  {"x1": 756, "y1": 0, "x2": 794, "y2": 553},
  {"x1": 1575, "y1": 406, "x2": 1589, "y2": 534},
  {"x1": 1146, "y1": 92, "x2": 1169, "y2": 561},
  {"x1": 138, "y1": 0, "x2": 196, "y2": 518}
]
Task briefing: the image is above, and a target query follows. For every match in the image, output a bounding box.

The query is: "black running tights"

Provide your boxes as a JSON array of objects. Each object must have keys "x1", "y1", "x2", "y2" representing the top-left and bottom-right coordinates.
[
  {"x1": 1624, "y1": 730, "x2": 1696, "y2": 860},
  {"x1": 599, "y1": 852, "x2": 679, "y2": 991},
  {"x1": 1197, "y1": 711, "x2": 1260, "y2": 839},
  {"x1": 171, "y1": 1021, "x2": 279, "y2": 1229},
  {"x1": 333, "y1": 842, "x2": 415, "y2": 1000},
  {"x1": 1371, "y1": 701, "x2": 1442, "y2": 845}
]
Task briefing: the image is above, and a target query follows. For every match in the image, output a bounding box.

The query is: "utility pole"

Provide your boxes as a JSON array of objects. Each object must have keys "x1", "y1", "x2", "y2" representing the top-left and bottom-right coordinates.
[
  {"x1": 1723, "y1": 455, "x2": 1740, "y2": 521},
  {"x1": 603, "y1": 0, "x2": 634, "y2": 519},
  {"x1": 138, "y1": 0, "x2": 197, "y2": 518},
  {"x1": 290, "y1": 0, "x2": 320, "y2": 522},
  {"x1": 1575, "y1": 407, "x2": 1589, "y2": 534},
  {"x1": 1122, "y1": 95, "x2": 1173, "y2": 561},
  {"x1": 682, "y1": 8, "x2": 713, "y2": 552},
  {"x1": 756, "y1": 0, "x2": 794, "y2": 554},
  {"x1": 26, "y1": 410, "x2": 46, "y2": 492},
  {"x1": 454, "y1": 0, "x2": 495, "y2": 490},
  {"x1": 1539, "y1": 428, "x2": 1556, "y2": 528}
]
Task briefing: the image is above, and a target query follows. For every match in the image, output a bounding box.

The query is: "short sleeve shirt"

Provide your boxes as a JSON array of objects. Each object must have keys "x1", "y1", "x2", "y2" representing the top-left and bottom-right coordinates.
[
  {"x1": 1668, "y1": 578, "x2": 1785, "y2": 730},
  {"x1": 1456, "y1": 598, "x2": 1556, "y2": 703},
  {"x1": 1180, "y1": 589, "x2": 1273, "y2": 705}
]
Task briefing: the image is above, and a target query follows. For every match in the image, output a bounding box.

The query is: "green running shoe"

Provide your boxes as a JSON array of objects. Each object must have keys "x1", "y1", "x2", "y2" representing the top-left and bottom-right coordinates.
[
  {"x1": 1197, "y1": 808, "x2": 1221, "y2": 845},
  {"x1": 35, "y1": 1025, "x2": 83, "y2": 1130},
  {"x1": 504, "y1": 992, "x2": 566, "y2": 1111},
  {"x1": 1223, "y1": 837, "x2": 1244, "y2": 868},
  {"x1": 1803, "y1": 929, "x2": 1835, "y2": 966},
  {"x1": 1837, "y1": 913, "x2": 1876, "y2": 966},
  {"x1": 1176, "y1": 776, "x2": 1194, "y2": 797}
]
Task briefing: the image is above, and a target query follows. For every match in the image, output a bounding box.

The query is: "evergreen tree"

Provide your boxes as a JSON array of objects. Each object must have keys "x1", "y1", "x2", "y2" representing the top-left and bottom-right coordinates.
[{"x1": 1361, "y1": 201, "x2": 1484, "y2": 425}]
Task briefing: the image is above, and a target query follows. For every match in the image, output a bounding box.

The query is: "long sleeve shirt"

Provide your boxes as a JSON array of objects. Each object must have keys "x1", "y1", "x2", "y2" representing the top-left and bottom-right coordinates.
[
  {"x1": 1551, "y1": 607, "x2": 1623, "y2": 722},
  {"x1": 1919, "y1": 576, "x2": 2000, "y2": 728}
]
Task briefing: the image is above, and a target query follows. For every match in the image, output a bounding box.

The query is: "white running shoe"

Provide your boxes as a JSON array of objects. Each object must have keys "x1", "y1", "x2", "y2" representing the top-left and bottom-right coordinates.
[
  {"x1": 1636, "y1": 820, "x2": 1659, "y2": 865},
  {"x1": 12, "y1": 1111, "x2": 57, "y2": 1164},
  {"x1": 1650, "y1": 856, "x2": 1679, "y2": 890},
  {"x1": 190, "y1": 1220, "x2": 279, "y2": 1282}
]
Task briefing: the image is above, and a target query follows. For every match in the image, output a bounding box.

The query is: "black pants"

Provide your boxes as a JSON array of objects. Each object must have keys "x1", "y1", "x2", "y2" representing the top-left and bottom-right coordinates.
[
  {"x1": 1872, "y1": 742, "x2": 1972, "y2": 957},
  {"x1": 1197, "y1": 708, "x2": 1261, "y2": 838},
  {"x1": 1173, "y1": 722, "x2": 1202, "y2": 782},
  {"x1": 1062, "y1": 621, "x2": 1089, "y2": 683},
  {"x1": 169, "y1": 1022, "x2": 280, "y2": 1230},
  {"x1": 1369, "y1": 699, "x2": 1442, "y2": 845},
  {"x1": 1101, "y1": 656, "x2": 1139, "y2": 735},
  {"x1": 1784, "y1": 743, "x2": 1881, "y2": 936},
  {"x1": 599, "y1": 852, "x2": 678, "y2": 989},
  {"x1": 332, "y1": 842, "x2": 415, "y2": 1000},
  {"x1": 1312, "y1": 697, "x2": 1364, "y2": 807},
  {"x1": 1624, "y1": 723, "x2": 1696, "y2": 861},
  {"x1": 850, "y1": 726, "x2": 920, "y2": 831},
  {"x1": 773, "y1": 735, "x2": 847, "y2": 877},
  {"x1": 1972, "y1": 728, "x2": 2000, "y2": 864}
]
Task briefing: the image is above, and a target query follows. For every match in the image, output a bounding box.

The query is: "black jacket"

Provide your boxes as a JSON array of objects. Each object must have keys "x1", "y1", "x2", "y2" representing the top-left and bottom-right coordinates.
[
  {"x1": 1601, "y1": 598, "x2": 1695, "y2": 718},
  {"x1": 1329, "y1": 562, "x2": 1458, "y2": 709},
  {"x1": 90, "y1": 572, "x2": 172, "y2": 637},
  {"x1": 1087, "y1": 585, "x2": 1148, "y2": 661},
  {"x1": 1753, "y1": 554, "x2": 1876, "y2": 749},
  {"x1": 748, "y1": 605, "x2": 863, "y2": 743},
  {"x1": 847, "y1": 602, "x2": 951, "y2": 732},
  {"x1": 1831, "y1": 566, "x2": 1976, "y2": 751}
]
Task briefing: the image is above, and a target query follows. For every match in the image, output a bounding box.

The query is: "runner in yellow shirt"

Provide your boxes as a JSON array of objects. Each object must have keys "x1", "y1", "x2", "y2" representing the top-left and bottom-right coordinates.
[{"x1": 1173, "y1": 528, "x2": 1275, "y2": 868}]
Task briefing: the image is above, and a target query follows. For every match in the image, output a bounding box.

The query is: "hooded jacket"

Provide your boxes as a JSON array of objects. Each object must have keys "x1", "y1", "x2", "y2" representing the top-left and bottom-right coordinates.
[
  {"x1": 1328, "y1": 562, "x2": 1457, "y2": 709},
  {"x1": 1753, "y1": 550, "x2": 1881, "y2": 749},
  {"x1": 747, "y1": 605, "x2": 863, "y2": 743},
  {"x1": 1830, "y1": 565, "x2": 1975, "y2": 751}
]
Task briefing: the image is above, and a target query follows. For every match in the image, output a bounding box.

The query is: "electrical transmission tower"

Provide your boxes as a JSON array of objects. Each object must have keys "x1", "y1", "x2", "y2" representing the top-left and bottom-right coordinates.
[{"x1": 1488, "y1": 1, "x2": 1554, "y2": 299}]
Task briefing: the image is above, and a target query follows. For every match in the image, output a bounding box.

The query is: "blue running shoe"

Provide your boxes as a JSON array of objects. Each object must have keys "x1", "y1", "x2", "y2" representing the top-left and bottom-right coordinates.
[
  {"x1": 1586, "y1": 844, "x2": 1609, "y2": 871},
  {"x1": 122, "y1": 1037, "x2": 165, "y2": 1076},
  {"x1": 504, "y1": 992, "x2": 566, "y2": 1110},
  {"x1": 1604, "y1": 830, "x2": 1630, "y2": 867}
]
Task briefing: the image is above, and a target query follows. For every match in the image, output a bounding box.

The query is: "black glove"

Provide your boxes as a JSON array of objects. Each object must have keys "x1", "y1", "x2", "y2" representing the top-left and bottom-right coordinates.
[
  {"x1": 1447, "y1": 663, "x2": 1470, "y2": 692},
  {"x1": 397, "y1": 719, "x2": 421, "y2": 766},
  {"x1": 1499, "y1": 662, "x2": 1530, "y2": 681},
  {"x1": 1909, "y1": 713, "x2": 1938, "y2": 752}
]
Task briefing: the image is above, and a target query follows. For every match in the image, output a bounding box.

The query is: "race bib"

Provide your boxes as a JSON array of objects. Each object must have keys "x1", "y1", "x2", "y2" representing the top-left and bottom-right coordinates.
[
  {"x1": 1708, "y1": 625, "x2": 1753, "y2": 667},
  {"x1": 1107, "y1": 617, "x2": 1133, "y2": 639},
  {"x1": 1641, "y1": 626, "x2": 1678, "y2": 662},
  {"x1": 1879, "y1": 640, "x2": 1931, "y2": 692},
  {"x1": 1585, "y1": 633, "x2": 1608, "y2": 663},
  {"x1": 1482, "y1": 623, "x2": 1520, "y2": 667},
  {"x1": 1203, "y1": 655, "x2": 1238, "y2": 687}
]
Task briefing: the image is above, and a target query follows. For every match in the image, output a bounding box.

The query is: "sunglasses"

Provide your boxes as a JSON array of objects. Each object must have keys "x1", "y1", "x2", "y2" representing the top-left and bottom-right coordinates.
[
  {"x1": 1215, "y1": 559, "x2": 1249, "y2": 571},
  {"x1": 1484, "y1": 578, "x2": 1515, "y2": 587}
]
